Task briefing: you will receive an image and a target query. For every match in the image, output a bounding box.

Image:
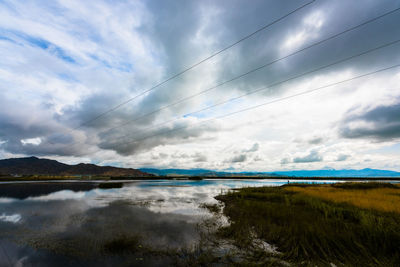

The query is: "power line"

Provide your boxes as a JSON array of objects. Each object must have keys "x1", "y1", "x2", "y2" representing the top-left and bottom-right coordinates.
[
  {"x1": 73, "y1": 0, "x2": 315, "y2": 130},
  {"x1": 114, "y1": 63, "x2": 400, "y2": 148},
  {"x1": 110, "y1": 38, "x2": 400, "y2": 143},
  {"x1": 184, "y1": 40, "x2": 400, "y2": 116},
  {"x1": 103, "y1": 6, "x2": 400, "y2": 134}
]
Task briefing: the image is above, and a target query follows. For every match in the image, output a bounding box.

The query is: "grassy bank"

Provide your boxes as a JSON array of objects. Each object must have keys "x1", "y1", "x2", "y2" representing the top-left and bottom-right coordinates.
[
  {"x1": 286, "y1": 182, "x2": 400, "y2": 214},
  {"x1": 216, "y1": 182, "x2": 400, "y2": 266}
]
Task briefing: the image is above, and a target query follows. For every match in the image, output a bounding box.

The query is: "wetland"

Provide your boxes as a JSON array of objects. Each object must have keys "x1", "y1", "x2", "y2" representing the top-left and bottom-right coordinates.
[{"x1": 0, "y1": 179, "x2": 399, "y2": 266}]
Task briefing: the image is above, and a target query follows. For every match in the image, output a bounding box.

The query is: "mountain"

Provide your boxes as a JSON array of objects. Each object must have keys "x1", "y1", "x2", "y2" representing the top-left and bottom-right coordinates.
[
  {"x1": 1, "y1": 158, "x2": 398, "y2": 178},
  {"x1": 140, "y1": 168, "x2": 400, "y2": 178},
  {"x1": 0, "y1": 157, "x2": 153, "y2": 177},
  {"x1": 139, "y1": 168, "x2": 216, "y2": 176},
  {"x1": 272, "y1": 168, "x2": 400, "y2": 177},
  {"x1": 139, "y1": 168, "x2": 282, "y2": 177}
]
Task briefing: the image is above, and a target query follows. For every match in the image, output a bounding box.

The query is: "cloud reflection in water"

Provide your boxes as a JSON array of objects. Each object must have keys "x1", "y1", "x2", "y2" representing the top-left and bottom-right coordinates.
[{"x1": 0, "y1": 179, "x2": 337, "y2": 265}]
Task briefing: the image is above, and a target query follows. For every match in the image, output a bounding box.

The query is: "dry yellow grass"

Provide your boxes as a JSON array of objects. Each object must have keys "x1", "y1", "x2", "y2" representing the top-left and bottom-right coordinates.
[{"x1": 285, "y1": 183, "x2": 400, "y2": 214}]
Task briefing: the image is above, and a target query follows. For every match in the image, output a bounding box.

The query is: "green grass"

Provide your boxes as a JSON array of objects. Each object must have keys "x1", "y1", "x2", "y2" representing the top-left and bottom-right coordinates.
[{"x1": 216, "y1": 183, "x2": 400, "y2": 266}]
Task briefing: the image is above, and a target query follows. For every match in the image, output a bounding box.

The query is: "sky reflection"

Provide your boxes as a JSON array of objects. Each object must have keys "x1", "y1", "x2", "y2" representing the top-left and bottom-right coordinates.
[{"x1": 0, "y1": 179, "x2": 339, "y2": 266}]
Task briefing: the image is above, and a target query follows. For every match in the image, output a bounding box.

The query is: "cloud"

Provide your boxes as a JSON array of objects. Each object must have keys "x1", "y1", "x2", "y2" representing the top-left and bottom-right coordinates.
[
  {"x1": 0, "y1": 213, "x2": 21, "y2": 223},
  {"x1": 228, "y1": 154, "x2": 247, "y2": 163},
  {"x1": 282, "y1": 10, "x2": 325, "y2": 52},
  {"x1": 253, "y1": 155, "x2": 263, "y2": 162},
  {"x1": 193, "y1": 152, "x2": 207, "y2": 162},
  {"x1": 280, "y1": 158, "x2": 290, "y2": 165},
  {"x1": 21, "y1": 137, "x2": 42, "y2": 146},
  {"x1": 243, "y1": 143, "x2": 259, "y2": 153},
  {"x1": 339, "y1": 102, "x2": 400, "y2": 141},
  {"x1": 293, "y1": 150, "x2": 323, "y2": 163},
  {"x1": 97, "y1": 119, "x2": 220, "y2": 156},
  {"x1": 151, "y1": 153, "x2": 169, "y2": 160},
  {"x1": 336, "y1": 154, "x2": 350, "y2": 161},
  {"x1": 308, "y1": 137, "x2": 323, "y2": 144}
]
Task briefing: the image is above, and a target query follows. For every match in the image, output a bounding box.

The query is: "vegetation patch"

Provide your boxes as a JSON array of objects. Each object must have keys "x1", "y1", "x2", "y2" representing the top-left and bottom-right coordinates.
[
  {"x1": 189, "y1": 177, "x2": 203, "y2": 180},
  {"x1": 98, "y1": 182, "x2": 124, "y2": 189},
  {"x1": 285, "y1": 182, "x2": 400, "y2": 214},
  {"x1": 103, "y1": 234, "x2": 141, "y2": 254},
  {"x1": 199, "y1": 203, "x2": 222, "y2": 214},
  {"x1": 216, "y1": 183, "x2": 400, "y2": 266}
]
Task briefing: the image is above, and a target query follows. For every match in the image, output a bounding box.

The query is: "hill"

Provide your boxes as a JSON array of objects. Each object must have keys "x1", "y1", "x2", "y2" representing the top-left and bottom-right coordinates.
[
  {"x1": 140, "y1": 168, "x2": 400, "y2": 178},
  {"x1": 272, "y1": 168, "x2": 400, "y2": 177},
  {"x1": 0, "y1": 157, "x2": 152, "y2": 177},
  {"x1": 1, "y1": 158, "x2": 398, "y2": 178},
  {"x1": 139, "y1": 168, "x2": 282, "y2": 177}
]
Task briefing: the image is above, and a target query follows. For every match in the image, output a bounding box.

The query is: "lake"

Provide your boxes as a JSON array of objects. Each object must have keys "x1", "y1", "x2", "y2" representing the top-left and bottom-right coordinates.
[{"x1": 0, "y1": 179, "x2": 342, "y2": 266}]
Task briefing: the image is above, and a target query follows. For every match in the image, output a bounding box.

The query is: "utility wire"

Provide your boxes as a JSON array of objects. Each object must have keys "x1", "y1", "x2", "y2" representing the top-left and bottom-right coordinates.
[
  {"x1": 103, "y1": 6, "x2": 400, "y2": 133},
  {"x1": 111, "y1": 38, "x2": 400, "y2": 143},
  {"x1": 115, "y1": 63, "x2": 400, "y2": 148},
  {"x1": 73, "y1": 1, "x2": 315, "y2": 130},
  {"x1": 184, "y1": 40, "x2": 400, "y2": 116}
]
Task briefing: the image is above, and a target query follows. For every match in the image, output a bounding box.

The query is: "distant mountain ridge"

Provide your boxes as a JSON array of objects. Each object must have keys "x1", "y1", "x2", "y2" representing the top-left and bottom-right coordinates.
[
  {"x1": 272, "y1": 169, "x2": 400, "y2": 177},
  {"x1": 139, "y1": 168, "x2": 281, "y2": 177},
  {"x1": 0, "y1": 157, "x2": 398, "y2": 178},
  {"x1": 140, "y1": 168, "x2": 400, "y2": 178},
  {"x1": 0, "y1": 157, "x2": 152, "y2": 177}
]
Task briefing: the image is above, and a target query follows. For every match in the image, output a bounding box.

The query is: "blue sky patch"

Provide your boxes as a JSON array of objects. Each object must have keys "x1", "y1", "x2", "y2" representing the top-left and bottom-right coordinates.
[{"x1": 0, "y1": 28, "x2": 76, "y2": 64}]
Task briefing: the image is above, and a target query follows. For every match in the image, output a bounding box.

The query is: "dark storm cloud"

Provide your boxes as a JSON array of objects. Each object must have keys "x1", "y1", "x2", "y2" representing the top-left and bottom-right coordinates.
[
  {"x1": 339, "y1": 102, "x2": 400, "y2": 141},
  {"x1": 1, "y1": 141, "x2": 91, "y2": 157},
  {"x1": 0, "y1": 110, "x2": 91, "y2": 157},
  {"x1": 194, "y1": 0, "x2": 400, "y2": 96},
  {"x1": 98, "y1": 120, "x2": 220, "y2": 156},
  {"x1": 59, "y1": 93, "x2": 135, "y2": 130},
  {"x1": 0, "y1": 94, "x2": 92, "y2": 156},
  {"x1": 293, "y1": 150, "x2": 322, "y2": 163}
]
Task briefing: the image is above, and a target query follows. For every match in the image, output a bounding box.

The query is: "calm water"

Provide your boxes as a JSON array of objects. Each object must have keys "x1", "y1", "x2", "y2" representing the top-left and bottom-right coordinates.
[{"x1": 0, "y1": 179, "x2": 339, "y2": 266}]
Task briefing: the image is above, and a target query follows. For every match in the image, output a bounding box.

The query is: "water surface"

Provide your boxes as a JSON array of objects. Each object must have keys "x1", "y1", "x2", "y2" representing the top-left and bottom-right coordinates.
[{"x1": 0, "y1": 179, "x2": 339, "y2": 266}]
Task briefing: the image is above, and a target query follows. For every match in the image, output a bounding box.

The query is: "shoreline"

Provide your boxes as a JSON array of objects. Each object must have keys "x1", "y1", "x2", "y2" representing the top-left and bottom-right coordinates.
[{"x1": 1, "y1": 175, "x2": 400, "y2": 182}]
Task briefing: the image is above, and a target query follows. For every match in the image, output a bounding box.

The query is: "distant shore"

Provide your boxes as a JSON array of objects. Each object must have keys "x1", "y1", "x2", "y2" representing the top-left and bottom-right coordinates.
[{"x1": 1, "y1": 175, "x2": 400, "y2": 182}]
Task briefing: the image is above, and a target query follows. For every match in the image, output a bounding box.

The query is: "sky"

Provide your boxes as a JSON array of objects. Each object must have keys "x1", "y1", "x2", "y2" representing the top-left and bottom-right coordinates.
[{"x1": 0, "y1": 0, "x2": 400, "y2": 171}]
